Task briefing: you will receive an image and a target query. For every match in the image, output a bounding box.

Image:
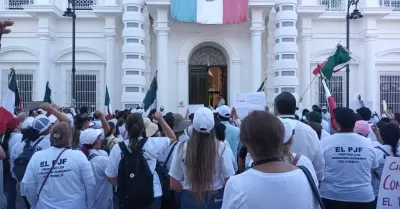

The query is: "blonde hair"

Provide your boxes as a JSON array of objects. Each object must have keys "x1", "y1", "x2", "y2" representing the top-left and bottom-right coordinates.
[
  {"x1": 50, "y1": 122, "x2": 71, "y2": 148},
  {"x1": 184, "y1": 129, "x2": 218, "y2": 203}
]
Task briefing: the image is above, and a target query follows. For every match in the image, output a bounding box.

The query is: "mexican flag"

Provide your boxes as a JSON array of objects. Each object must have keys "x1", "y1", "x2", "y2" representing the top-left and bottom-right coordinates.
[
  {"x1": 257, "y1": 78, "x2": 267, "y2": 92},
  {"x1": 105, "y1": 86, "x2": 112, "y2": 117},
  {"x1": 0, "y1": 68, "x2": 21, "y2": 133},
  {"x1": 143, "y1": 75, "x2": 157, "y2": 112},
  {"x1": 43, "y1": 82, "x2": 53, "y2": 104},
  {"x1": 312, "y1": 44, "x2": 351, "y2": 80},
  {"x1": 321, "y1": 79, "x2": 337, "y2": 131}
]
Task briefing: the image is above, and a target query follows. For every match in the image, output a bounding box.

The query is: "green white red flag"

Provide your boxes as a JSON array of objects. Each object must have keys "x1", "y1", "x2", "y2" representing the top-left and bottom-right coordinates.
[{"x1": 312, "y1": 44, "x2": 351, "y2": 80}]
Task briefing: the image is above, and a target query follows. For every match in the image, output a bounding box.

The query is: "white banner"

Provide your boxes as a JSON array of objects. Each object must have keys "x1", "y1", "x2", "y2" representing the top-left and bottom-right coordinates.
[{"x1": 377, "y1": 156, "x2": 400, "y2": 209}]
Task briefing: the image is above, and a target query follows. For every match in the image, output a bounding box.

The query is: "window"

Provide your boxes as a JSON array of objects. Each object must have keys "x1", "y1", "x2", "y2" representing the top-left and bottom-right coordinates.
[
  {"x1": 126, "y1": 6, "x2": 139, "y2": 12},
  {"x1": 380, "y1": 0, "x2": 400, "y2": 11},
  {"x1": 282, "y1": 71, "x2": 295, "y2": 76},
  {"x1": 141, "y1": 24, "x2": 144, "y2": 29},
  {"x1": 66, "y1": 72, "x2": 99, "y2": 112},
  {"x1": 380, "y1": 74, "x2": 400, "y2": 112},
  {"x1": 126, "y1": 70, "x2": 140, "y2": 75},
  {"x1": 275, "y1": 71, "x2": 280, "y2": 77},
  {"x1": 126, "y1": 22, "x2": 139, "y2": 28},
  {"x1": 320, "y1": 0, "x2": 344, "y2": 11},
  {"x1": 1, "y1": 69, "x2": 34, "y2": 109},
  {"x1": 275, "y1": 6, "x2": 280, "y2": 12},
  {"x1": 75, "y1": 0, "x2": 96, "y2": 10},
  {"x1": 318, "y1": 75, "x2": 344, "y2": 107},
  {"x1": 141, "y1": 7, "x2": 144, "y2": 13},
  {"x1": 126, "y1": 87, "x2": 140, "y2": 92},
  {"x1": 282, "y1": 5, "x2": 294, "y2": 11},
  {"x1": 125, "y1": 104, "x2": 140, "y2": 109},
  {"x1": 275, "y1": 23, "x2": 280, "y2": 28},
  {"x1": 141, "y1": 40, "x2": 145, "y2": 44},
  {"x1": 275, "y1": 39, "x2": 280, "y2": 43},
  {"x1": 126, "y1": 55, "x2": 139, "y2": 59},
  {"x1": 126, "y1": 38, "x2": 139, "y2": 43},
  {"x1": 282, "y1": 21, "x2": 294, "y2": 27},
  {"x1": 281, "y1": 87, "x2": 296, "y2": 93},
  {"x1": 282, "y1": 37, "x2": 295, "y2": 42},
  {"x1": 282, "y1": 54, "x2": 295, "y2": 59},
  {"x1": 8, "y1": 0, "x2": 33, "y2": 10},
  {"x1": 275, "y1": 55, "x2": 280, "y2": 60}
]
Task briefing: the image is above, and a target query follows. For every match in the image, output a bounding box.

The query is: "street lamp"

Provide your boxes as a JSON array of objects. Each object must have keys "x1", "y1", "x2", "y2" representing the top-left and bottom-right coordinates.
[
  {"x1": 63, "y1": 0, "x2": 77, "y2": 106},
  {"x1": 346, "y1": 0, "x2": 363, "y2": 107}
]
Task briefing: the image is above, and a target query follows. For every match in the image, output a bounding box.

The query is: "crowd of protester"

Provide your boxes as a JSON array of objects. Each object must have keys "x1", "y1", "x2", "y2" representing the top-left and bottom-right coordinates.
[{"x1": 0, "y1": 91, "x2": 398, "y2": 209}]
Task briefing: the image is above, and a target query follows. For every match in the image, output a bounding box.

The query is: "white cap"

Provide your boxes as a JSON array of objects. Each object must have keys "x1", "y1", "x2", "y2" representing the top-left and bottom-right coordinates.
[
  {"x1": 278, "y1": 118, "x2": 296, "y2": 144},
  {"x1": 80, "y1": 128, "x2": 102, "y2": 145},
  {"x1": 193, "y1": 107, "x2": 215, "y2": 133},
  {"x1": 21, "y1": 116, "x2": 35, "y2": 129},
  {"x1": 48, "y1": 115, "x2": 57, "y2": 124},
  {"x1": 322, "y1": 106, "x2": 327, "y2": 110},
  {"x1": 216, "y1": 105, "x2": 231, "y2": 118},
  {"x1": 89, "y1": 120, "x2": 102, "y2": 129}
]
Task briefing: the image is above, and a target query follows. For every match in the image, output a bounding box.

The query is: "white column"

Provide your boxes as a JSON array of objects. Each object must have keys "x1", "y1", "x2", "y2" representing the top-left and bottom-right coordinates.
[
  {"x1": 154, "y1": 8, "x2": 170, "y2": 111},
  {"x1": 230, "y1": 60, "x2": 241, "y2": 104},
  {"x1": 299, "y1": 17, "x2": 313, "y2": 108},
  {"x1": 36, "y1": 17, "x2": 51, "y2": 101},
  {"x1": 105, "y1": 16, "x2": 116, "y2": 110},
  {"x1": 177, "y1": 60, "x2": 188, "y2": 115},
  {"x1": 364, "y1": 36, "x2": 378, "y2": 110},
  {"x1": 250, "y1": 9, "x2": 264, "y2": 91}
]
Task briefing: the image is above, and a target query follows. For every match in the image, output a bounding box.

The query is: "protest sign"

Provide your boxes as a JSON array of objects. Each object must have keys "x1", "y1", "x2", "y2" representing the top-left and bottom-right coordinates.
[
  {"x1": 234, "y1": 92, "x2": 266, "y2": 119},
  {"x1": 377, "y1": 156, "x2": 400, "y2": 209}
]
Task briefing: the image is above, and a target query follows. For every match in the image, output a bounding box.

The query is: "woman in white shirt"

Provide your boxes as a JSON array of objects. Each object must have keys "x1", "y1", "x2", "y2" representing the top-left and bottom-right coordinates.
[
  {"x1": 21, "y1": 122, "x2": 96, "y2": 209},
  {"x1": 371, "y1": 123, "x2": 400, "y2": 203},
  {"x1": 222, "y1": 111, "x2": 320, "y2": 209},
  {"x1": 106, "y1": 112, "x2": 176, "y2": 209},
  {"x1": 80, "y1": 128, "x2": 113, "y2": 209},
  {"x1": 169, "y1": 107, "x2": 235, "y2": 209}
]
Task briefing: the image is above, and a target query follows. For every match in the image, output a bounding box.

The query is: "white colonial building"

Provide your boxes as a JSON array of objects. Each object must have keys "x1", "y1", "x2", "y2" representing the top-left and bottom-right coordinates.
[{"x1": 1, "y1": 0, "x2": 400, "y2": 115}]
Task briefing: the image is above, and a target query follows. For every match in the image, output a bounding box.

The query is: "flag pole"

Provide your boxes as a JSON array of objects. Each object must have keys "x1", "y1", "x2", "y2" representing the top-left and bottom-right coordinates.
[{"x1": 299, "y1": 76, "x2": 317, "y2": 103}]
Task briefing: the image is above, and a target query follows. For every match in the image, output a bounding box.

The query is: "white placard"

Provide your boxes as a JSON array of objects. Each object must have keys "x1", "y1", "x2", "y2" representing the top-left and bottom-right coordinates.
[
  {"x1": 188, "y1": 104, "x2": 204, "y2": 114},
  {"x1": 234, "y1": 92, "x2": 266, "y2": 119},
  {"x1": 377, "y1": 156, "x2": 400, "y2": 209}
]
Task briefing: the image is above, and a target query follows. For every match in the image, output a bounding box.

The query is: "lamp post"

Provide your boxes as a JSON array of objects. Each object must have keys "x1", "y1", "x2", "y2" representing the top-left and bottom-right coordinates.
[
  {"x1": 346, "y1": 0, "x2": 363, "y2": 107},
  {"x1": 63, "y1": 0, "x2": 76, "y2": 106}
]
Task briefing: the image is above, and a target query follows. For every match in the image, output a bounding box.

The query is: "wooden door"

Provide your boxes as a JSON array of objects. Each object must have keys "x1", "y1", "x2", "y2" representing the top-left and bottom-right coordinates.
[{"x1": 189, "y1": 66, "x2": 209, "y2": 106}]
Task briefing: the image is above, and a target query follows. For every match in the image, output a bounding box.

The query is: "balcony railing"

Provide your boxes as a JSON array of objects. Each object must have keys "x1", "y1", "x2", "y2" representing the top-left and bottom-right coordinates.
[
  {"x1": 380, "y1": 0, "x2": 400, "y2": 11},
  {"x1": 6, "y1": 0, "x2": 96, "y2": 10},
  {"x1": 7, "y1": 0, "x2": 33, "y2": 10},
  {"x1": 320, "y1": 0, "x2": 345, "y2": 11}
]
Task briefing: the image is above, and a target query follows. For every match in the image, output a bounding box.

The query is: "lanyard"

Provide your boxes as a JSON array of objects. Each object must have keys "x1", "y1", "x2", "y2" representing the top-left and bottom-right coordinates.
[{"x1": 251, "y1": 157, "x2": 282, "y2": 167}]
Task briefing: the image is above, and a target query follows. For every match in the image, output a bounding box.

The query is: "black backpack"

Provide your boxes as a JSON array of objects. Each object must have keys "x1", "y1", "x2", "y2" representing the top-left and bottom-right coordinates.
[
  {"x1": 156, "y1": 141, "x2": 178, "y2": 207},
  {"x1": 14, "y1": 137, "x2": 44, "y2": 182},
  {"x1": 117, "y1": 139, "x2": 154, "y2": 209}
]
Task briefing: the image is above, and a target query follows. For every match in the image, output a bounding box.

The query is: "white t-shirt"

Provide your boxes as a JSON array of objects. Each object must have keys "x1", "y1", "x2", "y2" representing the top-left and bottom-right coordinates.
[
  {"x1": 246, "y1": 153, "x2": 318, "y2": 187},
  {"x1": 157, "y1": 134, "x2": 189, "y2": 170},
  {"x1": 221, "y1": 169, "x2": 320, "y2": 209},
  {"x1": 105, "y1": 137, "x2": 170, "y2": 198},
  {"x1": 21, "y1": 147, "x2": 96, "y2": 209},
  {"x1": 321, "y1": 130, "x2": 331, "y2": 139},
  {"x1": 278, "y1": 116, "x2": 325, "y2": 182},
  {"x1": 10, "y1": 135, "x2": 51, "y2": 178},
  {"x1": 169, "y1": 141, "x2": 235, "y2": 191},
  {"x1": 372, "y1": 145, "x2": 395, "y2": 197},
  {"x1": 320, "y1": 132, "x2": 379, "y2": 202},
  {"x1": 87, "y1": 149, "x2": 113, "y2": 209},
  {"x1": 321, "y1": 120, "x2": 330, "y2": 133}
]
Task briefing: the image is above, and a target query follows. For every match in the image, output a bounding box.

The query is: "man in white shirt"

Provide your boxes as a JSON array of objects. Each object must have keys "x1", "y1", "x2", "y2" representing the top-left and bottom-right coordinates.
[
  {"x1": 320, "y1": 107, "x2": 378, "y2": 209},
  {"x1": 274, "y1": 92, "x2": 325, "y2": 182}
]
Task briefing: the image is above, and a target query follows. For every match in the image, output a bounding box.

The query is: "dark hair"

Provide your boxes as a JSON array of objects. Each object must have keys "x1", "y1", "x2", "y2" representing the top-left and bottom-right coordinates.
[
  {"x1": 308, "y1": 122, "x2": 322, "y2": 140},
  {"x1": 1, "y1": 128, "x2": 13, "y2": 152},
  {"x1": 50, "y1": 122, "x2": 71, "y2": 148},
  {"x1": 302, "y1": 109, "x2": 310, "y2": 117},
  {"x1": 240, "y1": 110, "x2": 284, "y2": 160},
  {"x1": 81, "y1": 144, "x2": 95, "y2": 158},
  {"x1": 354, "y1": 113, "x2": 363, "y2": 121},
  {"x1": 214, "y1": 123, "x2": 226, "y2": 141},
  {"x1": 334, "y1": 107, "x2": 356, "y2": 131},
  {"x1": 312, "y1": 105, "x2": 319, "y2": 110},
  {"x1": 219, "y1": 115, "x2": 230, "y2": 121},
  {"x1": 314, "y1": 107, "x2": 322, "y2": 114},
  {"x1": 356, "y1": 107, "x2": 372, "y2": 121},
  {"x1": 189, "y1": 113, "x2": 194, "y2": 122},
  {"x1": 395, "y1": 113, "x2": 400, "y2": 124},
  {"x1": 381, "y1": 118, "x2": 391, "y2": 123},
  {"x1": 294, "y1": 115, "x2": 300, "y2": 120},
  {"x1": 380, "y1": 123, "x2": 400, "y2": 156},
  {"x1": 274, "y1": 92, "x2": 296, "y2": 115},
  {"x1": 125, "y1": 113, "x2": 145, "y2": 148},
  {"x1": 148, "y1": 109, "x2": 157, "y2": 122},
  {"x1": 106, "y1": 121, "x2": 116, "y2": 137}
]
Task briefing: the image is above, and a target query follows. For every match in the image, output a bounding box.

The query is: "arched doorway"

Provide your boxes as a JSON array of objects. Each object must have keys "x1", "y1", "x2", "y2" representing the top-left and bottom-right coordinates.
[{"x1": 189, "y1": 46, "x2": 228, "y2": 108}]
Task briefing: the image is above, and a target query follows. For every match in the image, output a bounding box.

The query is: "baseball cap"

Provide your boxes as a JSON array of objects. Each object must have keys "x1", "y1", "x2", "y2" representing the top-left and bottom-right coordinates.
[
  {"x1": 193, "y1": 107, "x2": 215, "y2": 133},
  {"x1": 278, "y1": 118, "x2": 296, "y2": 144},
  {"x1": 307, "y1": 111, "x2": 323, "y2": 124},
  {"x1": 6, "y1": 117, "x2": 24, "y2": 130},
  {"x1": 32, "y1": 117, "x2": 52, "y2": 134},
  {"x1": 322, "y1": 106, "x2": 327, "y2": 110},
  {"x1": 80, "y1": 128, "x2": 102, "y2": 145},
  {"x1": 217, "y1": 105, "x2": 231, "y2": 118},
  {"x1": 354, "y1": 120, "x2": 369, "y2": 136}
]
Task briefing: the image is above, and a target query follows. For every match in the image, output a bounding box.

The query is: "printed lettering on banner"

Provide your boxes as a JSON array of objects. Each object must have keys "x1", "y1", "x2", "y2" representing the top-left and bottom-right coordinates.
[
  {"x1": 234, "y1": 92, "x2": 266, "y2": 119},
  {"x1": 39, "y1": 158, "x2": 71, "y2": 178},
  {"x1": 377, "y1": 156, "x2": 400, "y2": 209}
]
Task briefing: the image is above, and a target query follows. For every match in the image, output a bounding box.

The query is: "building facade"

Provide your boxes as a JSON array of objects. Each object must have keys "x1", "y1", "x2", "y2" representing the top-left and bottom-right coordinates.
[{"x1": 1, "y1": 0, "x2": 400, "y2": 115}]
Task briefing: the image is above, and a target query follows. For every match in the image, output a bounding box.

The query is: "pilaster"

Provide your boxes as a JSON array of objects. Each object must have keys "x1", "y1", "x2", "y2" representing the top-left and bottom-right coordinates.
[
  {"x1": 104, "y1": 16, "x2": 117, "y2": 111},
  {"x1": 250, "y1": 8, "x2": 265, "y2": 91}
]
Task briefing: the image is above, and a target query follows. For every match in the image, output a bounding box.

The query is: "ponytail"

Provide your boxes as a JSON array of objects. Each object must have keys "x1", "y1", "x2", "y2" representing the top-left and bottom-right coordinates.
[
  {"x1": 1, "y1": 128, "x2": 13, "y2": 152},
  {"x1": 71, "y1": 128, "x2": 81, "y2": 149},
  {"x1": 81, "y1": 144, "x2": 90, "y2": 158},
  {"x1": 125, "y1": 113, "x2": 145, "y2": 149}
]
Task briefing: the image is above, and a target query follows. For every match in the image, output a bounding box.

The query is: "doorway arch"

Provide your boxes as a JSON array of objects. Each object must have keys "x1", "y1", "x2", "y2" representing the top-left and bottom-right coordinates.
[{"x1": 188, "y1": 45, "x2": 228, "y2": 108}]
